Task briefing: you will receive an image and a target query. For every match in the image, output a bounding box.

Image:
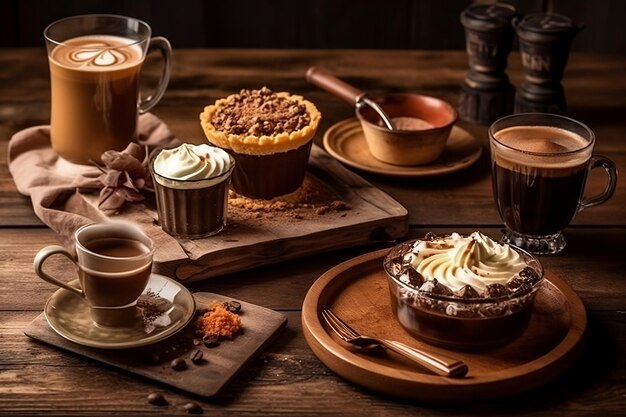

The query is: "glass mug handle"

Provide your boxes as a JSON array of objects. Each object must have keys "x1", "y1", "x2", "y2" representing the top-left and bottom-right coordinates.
[
  {"x1": 579, "y1": 155, "x2": 618, "y2": 211},
  {"x1": 138, "y1": 36, "x2": 172, "y2": 114},
  {"x1": 33, "y1": 246, "x2": 85, "y2": 299}
]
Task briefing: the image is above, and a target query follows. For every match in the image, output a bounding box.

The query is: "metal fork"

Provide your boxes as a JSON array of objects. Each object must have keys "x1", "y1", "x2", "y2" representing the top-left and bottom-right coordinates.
[{"x1": 322, "y1": 309, "x2": 468, "y2": 378}]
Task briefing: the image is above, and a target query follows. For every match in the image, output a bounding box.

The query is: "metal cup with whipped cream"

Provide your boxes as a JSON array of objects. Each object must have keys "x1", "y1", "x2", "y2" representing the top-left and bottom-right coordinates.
[
  {"x1": 150, "y1": 143, "x2": 235, "y2": 238},
  {"x1": 384, "y1": 232, "x2": 544, "y2": 350}
]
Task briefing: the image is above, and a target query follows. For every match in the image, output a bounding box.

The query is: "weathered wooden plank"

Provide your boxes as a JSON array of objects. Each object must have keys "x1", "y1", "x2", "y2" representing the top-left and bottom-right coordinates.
[{"x1": 1, "y1": 310, "x2": 624, "y2": 416}]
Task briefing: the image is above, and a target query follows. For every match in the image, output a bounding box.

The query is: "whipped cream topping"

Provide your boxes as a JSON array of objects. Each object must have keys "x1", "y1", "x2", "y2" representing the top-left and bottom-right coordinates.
[
  {"x1": 153, "y1": 144, "x2": 233, "y2": 186},
  {"x1": 406, "y1": 232, "x2": 526, "y2": 292}
]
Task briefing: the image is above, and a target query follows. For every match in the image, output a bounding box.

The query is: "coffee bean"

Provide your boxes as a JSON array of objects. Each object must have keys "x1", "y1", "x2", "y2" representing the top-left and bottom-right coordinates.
[
  {"x1": 147, "y1": 392, "x2": 168, "y2": 406},
  {"x1": 170, "y1": 357, "x2": 187, "y2": 371},
  {"x1": 182, "y1": 402, "x2": 203, "y2": 414},
  {"x1": 202, "y1": 334, "x2": 219, "y2": 348},
  {"x1": 190, "y1": 349, "x2": 204, "y2": 364},
  {"x1": 224, "y1": 300, "x2": 241, "y2": 313},
  {"x1": 192, "y1": 338, "x2": 201, "y2": 346}
]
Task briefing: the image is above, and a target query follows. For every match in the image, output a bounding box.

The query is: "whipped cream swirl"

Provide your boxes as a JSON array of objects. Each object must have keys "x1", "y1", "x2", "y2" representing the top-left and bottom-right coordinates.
[
  {"x1": 153, "y1": 144, "x2": 233, "y2": 185},
  {"x1": 407, "y1": 232, "x2": 526, "y2": 292}
]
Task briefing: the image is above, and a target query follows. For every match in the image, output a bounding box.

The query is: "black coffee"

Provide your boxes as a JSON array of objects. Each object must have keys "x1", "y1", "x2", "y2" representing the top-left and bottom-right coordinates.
[{"x1": 492, "y1": 125, "x2": 589, "y2": 236}]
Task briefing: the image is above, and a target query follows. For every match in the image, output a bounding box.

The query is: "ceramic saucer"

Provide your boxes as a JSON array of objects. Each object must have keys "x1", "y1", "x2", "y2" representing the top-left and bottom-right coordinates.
[
  {"x1": 323, "y1": 118, "x2": 483, "y2": 177},
  {"x1": 44, "y1": 273, "x2": 195, "y2": 349}
]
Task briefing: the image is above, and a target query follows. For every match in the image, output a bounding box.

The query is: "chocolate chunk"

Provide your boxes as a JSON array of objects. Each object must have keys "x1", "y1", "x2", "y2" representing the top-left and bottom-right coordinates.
[
  {"x1": 170, "y1": 357, "x2": 187, "y2": 371},
  {"x1": 398, "y1": 267, "x2": 425, "y2": 288},
  {"x1": 190, "y1": 349, "x2": 204, "y2": 364},
  {"x1": 224, "y1": 300, "x2": 241, "y2": 313},
  {"x1": 518, "y1": 266, "x2": 540, "y2": 283},
  {"x1": 182, "y1": 402, "x2": 203, "y2": 414},
  {"x1": 507, "y1": 276, "x2": 532, "y2": 294},
  {"x1": 423, "y1": 232, "x2": 437, "y2": 241},
  {"x1": 483, "y1": 283, "x2": 511, "y2": 298},
  {"x1": 202, "y1": 334, "x2": 219, "y2": 348},
  {"x1": 419, "y1": 279, "x2": 454, "y2": 296},
  {"x1": 454, "y1": 285, "x2": 481, "y2": 299}
]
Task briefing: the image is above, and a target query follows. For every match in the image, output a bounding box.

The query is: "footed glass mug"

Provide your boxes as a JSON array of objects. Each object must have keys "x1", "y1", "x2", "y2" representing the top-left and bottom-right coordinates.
[
  {"x1": 44, "y1": 14, "x2": 171, "y2": 165},
  {"x1": 490, "y1": 113, "x2": 617, "y2": 254}
]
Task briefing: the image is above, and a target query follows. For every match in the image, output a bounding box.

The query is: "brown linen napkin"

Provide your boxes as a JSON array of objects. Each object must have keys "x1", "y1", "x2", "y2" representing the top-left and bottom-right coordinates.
[{"x1": 8, "y1": 113, "x2": 187, "y2": 262}]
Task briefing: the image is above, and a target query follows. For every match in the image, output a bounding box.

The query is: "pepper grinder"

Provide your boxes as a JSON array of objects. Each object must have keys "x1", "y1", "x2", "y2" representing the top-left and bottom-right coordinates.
[
  {"x1": 458, "y1": 3, "x2": 517, "y2": 125},
  {"x1": 514, "y1": 13, "x2": 583, "y2": 114}
]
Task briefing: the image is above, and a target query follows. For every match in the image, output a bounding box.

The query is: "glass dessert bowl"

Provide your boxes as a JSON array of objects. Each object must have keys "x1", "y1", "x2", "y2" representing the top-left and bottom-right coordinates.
[{"x1": 383, "y1": 232, "x2": 544, "y2": 350}]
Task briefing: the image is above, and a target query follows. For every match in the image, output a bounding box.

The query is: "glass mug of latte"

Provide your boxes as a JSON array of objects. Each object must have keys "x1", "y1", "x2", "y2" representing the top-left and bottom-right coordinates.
[
  {"x1": 44, "y1": 14, "x2": 171, "y2": 165},
  {"x1": 34, "y1": 222, "x2": 155, "y2": 327},
  {"x1": 490, "y1": 113, "x2": 617, "y2": 254}
]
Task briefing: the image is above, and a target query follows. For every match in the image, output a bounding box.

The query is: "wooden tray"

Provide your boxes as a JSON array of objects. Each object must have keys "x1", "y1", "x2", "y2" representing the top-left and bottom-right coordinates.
[
  {"x1": 78, "y1": 144, "x2": 408, "y2": 282},
  {"x1": 301, "y1": 249, "x2": 587, "y2": 401},
  {"x1": 25, "y1": 292, "x2": 287, "y2": 398}
]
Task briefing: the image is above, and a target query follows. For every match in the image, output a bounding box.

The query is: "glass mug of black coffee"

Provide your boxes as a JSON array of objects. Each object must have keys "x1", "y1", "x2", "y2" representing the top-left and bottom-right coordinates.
[
  {"x1": 44, "y1": 15, "x2": 171, "y2": 165},
  {"x1": 490, "y1": 113, "x2": 617, "y2": 254},
  {"x1": 34, "y1": 222, "x2": 155, "y2": 327}
]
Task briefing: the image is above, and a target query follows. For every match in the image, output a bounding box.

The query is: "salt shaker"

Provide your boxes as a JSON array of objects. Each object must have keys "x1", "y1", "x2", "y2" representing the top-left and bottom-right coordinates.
[
  {"x1": 458, "y1": 3, "x2": 517, "y2": 124},
  {"x1": 514, "y1": 13, "x2": 583, "y2": 114}
]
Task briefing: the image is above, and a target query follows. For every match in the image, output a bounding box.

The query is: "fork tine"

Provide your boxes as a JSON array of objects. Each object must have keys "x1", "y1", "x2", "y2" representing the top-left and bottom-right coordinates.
[
  {"x1": 323, "y1": 309, "x2": 360, "y2": 339},
  {"x1": 321, "y1": 310, "x2": 349, "y2": 341}
]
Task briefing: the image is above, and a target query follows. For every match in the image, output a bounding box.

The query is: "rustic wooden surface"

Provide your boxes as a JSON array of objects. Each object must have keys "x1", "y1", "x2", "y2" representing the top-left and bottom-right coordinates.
[{"x1": 1, "y1": 49, "x2": 625, "y2": 416}]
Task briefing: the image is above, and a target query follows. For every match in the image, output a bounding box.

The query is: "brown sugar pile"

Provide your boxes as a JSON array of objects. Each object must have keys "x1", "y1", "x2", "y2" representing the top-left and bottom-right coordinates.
[
  {"x1": 196, "y1": 301, "x2": 241, "y2": 338},
  {"x1": 228, "y1": 174, "x2": 351, "y2": 220}
]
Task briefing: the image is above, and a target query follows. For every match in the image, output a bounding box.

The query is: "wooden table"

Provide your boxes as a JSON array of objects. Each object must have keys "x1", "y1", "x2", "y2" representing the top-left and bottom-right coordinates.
[{"x1": 1, "y1": 49, "x2": 624, "y2": 416}]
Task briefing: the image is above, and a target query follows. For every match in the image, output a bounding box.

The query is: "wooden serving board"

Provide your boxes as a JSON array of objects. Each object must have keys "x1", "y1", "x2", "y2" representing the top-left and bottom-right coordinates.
[
  {"x1": 25, "y1": 292, "x2": 287, "y2": 398},
  {"x1": 301, "y1": 249, "x2": 587, "y2": 401},
  {"x1": 79, "y1": 145, "x2": 408, "y2": 282}
]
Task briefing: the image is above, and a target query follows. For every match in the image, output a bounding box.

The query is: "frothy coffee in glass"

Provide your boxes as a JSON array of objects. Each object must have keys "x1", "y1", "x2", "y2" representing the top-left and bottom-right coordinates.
[
  {"x1": 489, "y1": 113, "x2": 617, "y2": 255},
  {"x1": 48, "y1": 35, "x2": 144, "y2": 164},
  {"x1": 492, "y1": 125, "x2": 590, "y2": 236}
]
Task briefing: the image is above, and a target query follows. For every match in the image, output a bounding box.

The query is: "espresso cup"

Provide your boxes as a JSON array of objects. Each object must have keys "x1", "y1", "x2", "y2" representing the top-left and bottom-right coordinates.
[
  {"x1": 44, "y1": 14, "x2": 172, "y2": 165},
  {"x1": 489, "y1": 113, "x2": 618, "y2": 254},
  {"x1": 34, "y1": 222, "x2": 155, "y2": 327}
]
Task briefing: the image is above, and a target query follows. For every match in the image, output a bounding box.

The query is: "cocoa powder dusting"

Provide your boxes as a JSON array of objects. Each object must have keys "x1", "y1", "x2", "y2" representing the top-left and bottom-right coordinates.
[{"x1": 227, "y1": 175, "x2": 351, "y2": 221}]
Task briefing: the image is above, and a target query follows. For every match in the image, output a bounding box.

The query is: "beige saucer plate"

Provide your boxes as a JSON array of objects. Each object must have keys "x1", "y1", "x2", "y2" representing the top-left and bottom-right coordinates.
[
  {"x1": 323, "y1": 118, "x2": 483, "y2": 177},
  {"x1": 44, "y1": 273, "x2": 195, "y2": 349}
]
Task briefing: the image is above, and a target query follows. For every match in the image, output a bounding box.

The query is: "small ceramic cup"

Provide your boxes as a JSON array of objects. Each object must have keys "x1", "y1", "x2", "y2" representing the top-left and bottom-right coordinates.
[
  {"x1": 34, "y1": 222, "x2": 155, "y2": 327},
  {"x1": 357, "y1": 94, "x2": 458, "y2": 166}
]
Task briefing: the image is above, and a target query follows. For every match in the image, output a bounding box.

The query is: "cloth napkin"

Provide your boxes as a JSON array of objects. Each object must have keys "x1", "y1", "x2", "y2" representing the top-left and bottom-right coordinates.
[{"x1": 8, "y1": 113, "x2": 189, "y2": 266}]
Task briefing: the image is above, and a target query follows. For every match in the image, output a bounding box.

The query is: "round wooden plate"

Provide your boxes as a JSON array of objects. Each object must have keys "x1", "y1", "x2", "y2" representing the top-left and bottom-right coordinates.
[
  {"x1": 302, "y1": 249, "x2": 587, "y2": 401},
  {"x1": 322, "y1": 118, "x2": 483, "y2": 177}
]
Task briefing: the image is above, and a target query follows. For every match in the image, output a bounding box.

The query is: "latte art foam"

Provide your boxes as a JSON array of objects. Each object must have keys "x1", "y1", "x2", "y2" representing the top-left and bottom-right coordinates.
[{"x1": 51, "y1": 35, "x2": 143, "y2": 71}]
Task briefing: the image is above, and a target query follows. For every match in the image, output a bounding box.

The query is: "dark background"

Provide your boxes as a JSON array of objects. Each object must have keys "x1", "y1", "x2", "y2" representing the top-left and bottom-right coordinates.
[{"x1": 1, "y1": 0, "x2": 625, "y2": 54}]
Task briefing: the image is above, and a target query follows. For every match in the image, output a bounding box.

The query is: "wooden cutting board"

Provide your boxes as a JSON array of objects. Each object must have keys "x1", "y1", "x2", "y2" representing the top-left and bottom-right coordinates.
[
  {"x1": 79, "y1": 145, "x2": 408, "y2": 282},
  {"x1": 25, "y1": 292, "x2": 287, "y2": 398}
]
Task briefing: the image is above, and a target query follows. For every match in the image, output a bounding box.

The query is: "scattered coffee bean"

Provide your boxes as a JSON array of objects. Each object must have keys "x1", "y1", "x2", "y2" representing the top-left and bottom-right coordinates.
[
  {"x1": 190, "y1": 349, "x2": 204, "y2": 364},
  {"x1": 224, "y1": 300, "x2": 241, "y2": 313},
  {"x1": 170, "y1": 357, "x2": 187, "y2": 371},
  {"x1": 147, "y1": 392, "x2": 168, "y2": 406},
  {"x1": 202, "y1": 334, "x2": 219, "y2": 348},
  {"x1": 182, "y1": 401, "x2": 203, "y2": 414}
]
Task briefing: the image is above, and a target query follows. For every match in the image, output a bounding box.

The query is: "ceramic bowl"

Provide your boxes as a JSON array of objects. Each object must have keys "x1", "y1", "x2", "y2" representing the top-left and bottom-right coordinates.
[{"x1": 356, "y1": 94, "x2": 458, "y2": 166}]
